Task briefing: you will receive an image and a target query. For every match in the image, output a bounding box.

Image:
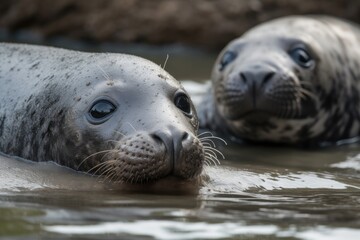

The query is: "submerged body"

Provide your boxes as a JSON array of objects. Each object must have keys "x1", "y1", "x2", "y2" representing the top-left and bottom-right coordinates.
[
  {"x1": 0, "y1": 43, "x2": 205, "y2": 183},
  {"x1": 196, "y1": 16, "x2": 360, "y2": 146}
]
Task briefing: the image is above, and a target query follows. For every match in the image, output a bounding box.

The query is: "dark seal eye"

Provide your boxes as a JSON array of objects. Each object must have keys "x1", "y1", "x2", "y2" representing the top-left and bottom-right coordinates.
[
  {"x1": 219, "y1": 51, "x2": 237, "y2": 71},
  {"x1": 290, "y1": 48, "x2": 314, "y2": 68},
  {"x1": 174, "y1": 93, "x2": 192, "y2": 117},
  {"x1": 89, "y1": 100, "x2": 116, "y2": 120}
]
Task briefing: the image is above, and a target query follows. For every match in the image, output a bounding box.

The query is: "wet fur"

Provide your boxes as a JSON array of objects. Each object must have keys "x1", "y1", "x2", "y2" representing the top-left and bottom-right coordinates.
[
  {"x1": 198, "y1": 16, "x2": 360, "y2": 146},
  {"x1": 0, "y1": 43, "x2": 214, "y2": 183}
]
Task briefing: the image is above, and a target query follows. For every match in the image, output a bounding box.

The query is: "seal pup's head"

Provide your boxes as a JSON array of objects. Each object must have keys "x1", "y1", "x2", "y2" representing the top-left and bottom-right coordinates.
[
  {"x1": 71, "y1": 55, "x2": 206, "y2": 184},
  {"x1": 17, "y1": 51, "x2": 208, "y2": 184},
  {"x1": 211, "y1": 16, "x2": 360, "y2": 145}
]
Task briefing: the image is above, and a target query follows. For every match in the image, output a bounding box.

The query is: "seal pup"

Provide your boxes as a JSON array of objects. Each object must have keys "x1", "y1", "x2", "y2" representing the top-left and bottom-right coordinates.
[
  {"x1": 196, "y1": 16, "x2": 360, "y2": 146},
  {"x1": 0, "y1": 43, "x2": 210, "y2": 184}
]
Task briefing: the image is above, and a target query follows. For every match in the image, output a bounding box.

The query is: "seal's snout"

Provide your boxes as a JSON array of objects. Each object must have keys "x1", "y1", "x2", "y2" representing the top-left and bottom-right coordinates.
[
  {"x1": 239, "y1": 66, "x2": 276, "y2": 108},
  {"x1": 239, "y1": 66, "x2": 276, "y2": 91},
  {"x1": 96, "y1": 128, "x2": 203, "y2": 184},
  {"x1": 217, "y1": 64, "x2": 279, "y2": 119},
  {"x1": 217, "y1": 60, "x2": 314, "y2": 120},
  {"x1": 152, "y1": 127, "x2": 192, "y2": 173},
  {"x1": 151, "y1": 126, "x2": 204, "y2": 179}
]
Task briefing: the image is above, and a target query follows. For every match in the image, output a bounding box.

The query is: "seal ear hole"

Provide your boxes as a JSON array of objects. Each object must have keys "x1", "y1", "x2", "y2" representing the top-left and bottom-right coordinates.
[
  {"x1": 174, "y1": 93, "x2": 193, "y2": 117},
  {"x1": 219, "y1": 51, "x2": 237, "y2": 71},
  {"x1": 289, "y1": 48, "x2": 314, "y2": 68},
  {"x1": 88, "y1": 100, "x2": 116, "y2": 124}
]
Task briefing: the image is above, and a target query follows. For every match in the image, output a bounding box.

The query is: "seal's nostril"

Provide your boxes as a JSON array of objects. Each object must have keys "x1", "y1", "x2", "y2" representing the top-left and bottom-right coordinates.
[
  {"x1": 182, "y1": 132, "x2": 190, "y2": 141},
  {"x1": 151, "y1": 130, "x2": 174, "y2": 158},
  {"x1": 151, "y1": 133, "x2": 163, "y2": 144},
  {"x1": 262, "y1": 71, "x2": 275, "y2": 86},
  {"x1": 240, "y1": 72, "x2": 247, "y2": 84}
]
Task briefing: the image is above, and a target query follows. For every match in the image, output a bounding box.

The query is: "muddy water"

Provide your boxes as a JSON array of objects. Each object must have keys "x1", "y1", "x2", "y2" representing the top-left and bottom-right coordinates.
[{"x1": 0, "y1": 42, "x2": 359, "y2": 239}]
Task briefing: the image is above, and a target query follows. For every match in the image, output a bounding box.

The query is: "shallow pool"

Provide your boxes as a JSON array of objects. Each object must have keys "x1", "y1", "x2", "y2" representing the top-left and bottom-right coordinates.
[{"x1": 1, "y1": 142, "x2": 359, "y2": 239}]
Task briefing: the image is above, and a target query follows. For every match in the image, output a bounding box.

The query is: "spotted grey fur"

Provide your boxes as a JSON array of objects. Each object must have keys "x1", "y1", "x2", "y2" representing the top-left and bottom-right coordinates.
[
  {"x1": 0, "y1": 43, "x2": 204, "y2": 183},
  {"x1": 197, "y1": 16, "x2": 360, "y2": 146}
]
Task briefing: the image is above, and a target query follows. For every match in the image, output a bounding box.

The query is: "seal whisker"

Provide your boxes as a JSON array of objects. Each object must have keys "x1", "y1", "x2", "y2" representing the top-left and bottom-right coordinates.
[
  {"x1": 289, "y1": 99, "x2": 295, "y2": 117},
  {"x1": 293, "y1": 99, "x2": 299, "y2": 118},
  {"x1": 134, "y1": 174, "x2": 140, "y2": 184},
  {"x1": 203, "y1": 150, "x2": 218, "y2": 162},
  {"x1": 204, "y1": 146, "x2": 225, "y2": 160},
  {"x1": 96, "y1": 165, "x2": 113, "y2": 180},
  {"x1": 104, "y1": 166, "x2": 120, "y2": 182},
  {"x1": 298, "y1": 88, "x2": 317, "y2": 101},
  {"x1": 115, "y1": 174, "x2": 124, "y2": 184},
  {"x1": 130, "y1": 175, "x2": 135, "y2": 184},
  {"x1": 106, "y1": 140, "x2": 122, "y2": 144},
  {"x1": 105, "y1": 170, "x2": 117, "y2": 183},
  {"x1": 199, "y1": 136, "x2": 227, "y2": 145},
  {"x1": 161, "y1": 54, "x2": 170, "y2": 70},
  {"x1": 205, "y1": 154, "x2": 219, "y2": 166},
  {"x1": 205, "y1": 152, "x2": 221, "y2": 165},
  {"x1": 96, "y1": 64, "x2": 112, "y2": 82},
  {"x1": 197, "y1": 131, "x2": 215, "y2": 137},
  {"x1": 112, "y1": 170, "x2": 123, "y2": 183},
  {"x1": 126, "y1": 122, "x2": 137, "y2": 133},
  {"x1": 86, "y1": 161, "x2": 109, "y2": 175},
  {"x1": 94, "y1": 159, "x2": 119, "y2": 177},
  {"x1": 201, "y1": 142, "x2": 214, "y2": 148},
  {"x1": 279, "y1": 100, "x2": 289, "y2": 118},
  {"x1": 199, "y1": 138, "x2": 216, "y2": 148},
  {"x1": 114, "y1": 130, "x2": 128, "y2": 138},
  {"x1": 113, "y1": 168, "x2": 127, "y2": 183},
  {"x1": 77, "y1": 150, "x2": 117, "y2": 170},
  {"x1": 287, "y1": 101, "x2": 293, "y2": 118},
  {"x1": 204, "y1": 156, "x2": 216, "y2": 166},
  {"x1": 203, "y1": 160, "x2": 211, "y2": 166},
  {"x1": 205, "y1": 156, "x2": 219, "y2": 166},
  {"x1": 98, "y1": 150, "x2": 120, "y2": 165},
  {"x1": 97, "y1": 161, "x2": 117, "y2": 178},
  {"x1": 296, "y1": 98, "x2": 302, "y2": 117}
]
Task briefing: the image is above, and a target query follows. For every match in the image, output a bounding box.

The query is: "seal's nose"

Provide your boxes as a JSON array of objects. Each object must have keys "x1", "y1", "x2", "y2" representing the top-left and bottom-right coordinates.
[
  {"x1": 239, "y1": 66, "x2": 276, "y2": 90},
  {"x1": 151, "y1": 126, "x2": 190, "y2": 174},
  {"x1": 238, "y1": 65, "x2": 276, "y2": 107}
]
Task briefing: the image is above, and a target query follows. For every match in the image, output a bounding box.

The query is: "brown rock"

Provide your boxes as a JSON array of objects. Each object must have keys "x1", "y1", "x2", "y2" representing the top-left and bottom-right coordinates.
[{"x1": 1, "y1": 0, "x2": 360, "y2": 50}]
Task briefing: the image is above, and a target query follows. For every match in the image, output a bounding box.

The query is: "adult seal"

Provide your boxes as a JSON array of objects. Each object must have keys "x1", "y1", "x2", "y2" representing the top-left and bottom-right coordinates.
[
  {"x1": 0, "y1": 43, "x2": 205, "y2": 184},
  {"x1": 197, "y1": 16, "x2": 360, "y2": 146}
]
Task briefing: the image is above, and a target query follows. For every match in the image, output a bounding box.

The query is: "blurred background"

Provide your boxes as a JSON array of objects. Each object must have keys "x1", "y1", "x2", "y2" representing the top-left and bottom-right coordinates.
[{"x1": 1, "y1": 0, "x2": 360, "y2": 80}]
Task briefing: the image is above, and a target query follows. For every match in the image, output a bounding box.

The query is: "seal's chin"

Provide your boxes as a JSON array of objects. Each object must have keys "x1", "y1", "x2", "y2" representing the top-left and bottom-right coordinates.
[
  {"x1": 238, "y1": 111, "x2": 274, "y2": 121},
  {"x1": 220, "y1": 107, "x2": 273, "y2": 121},
  {"x1": 220, "y1": 103, "x2": 317, "y2": 121}
]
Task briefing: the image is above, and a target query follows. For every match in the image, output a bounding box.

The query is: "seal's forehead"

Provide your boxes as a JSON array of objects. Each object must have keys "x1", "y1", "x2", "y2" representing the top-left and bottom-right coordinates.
[
  {"x1": 86, "y1": 53, "x2": 182, "y2": 89},
  {"x1": 239, "y1": 17, "x2": 331, "y2": 50},
  {"x1": 243, "y1": 17, "x2": 324, "y2": 39}
]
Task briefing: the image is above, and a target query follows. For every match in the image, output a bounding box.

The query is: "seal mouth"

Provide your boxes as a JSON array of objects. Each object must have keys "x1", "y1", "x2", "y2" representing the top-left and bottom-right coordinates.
[
  {"x1": 238, "y1": 110, "x2": 273, "y2": 120},
  {"x1": 82, "y1": 131, "x2": 204, "y2": 184},
  {"x1": 219, "y1": 87, "x2": 318, "y2": 121},
  {"x1": 223, "y1": 105, "x2": 316, "y2": 121},
  {"x1": 221, "y1": 103, "x2": 279, "y2": 120}
]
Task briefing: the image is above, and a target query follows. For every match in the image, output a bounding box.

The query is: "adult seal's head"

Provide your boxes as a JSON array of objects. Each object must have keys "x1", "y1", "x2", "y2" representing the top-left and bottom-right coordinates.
[
  {"x1": 205, "y1": 16, "x2": 360, "y2": 146},
  {"x1": 0, "y1": 43, "x2": 205, "y2": 183}
]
